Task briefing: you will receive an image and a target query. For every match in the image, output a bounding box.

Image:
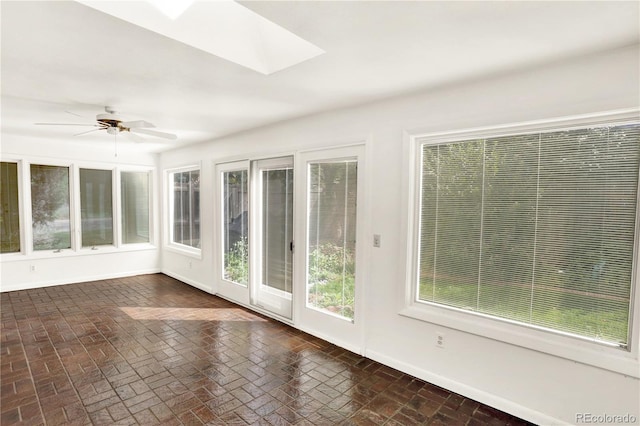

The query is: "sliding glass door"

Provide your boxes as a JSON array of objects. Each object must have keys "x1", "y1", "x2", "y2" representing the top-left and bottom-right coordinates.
[
  {"x1": 216, "y1": 157, "x2": 294, "y2": 319},
  {"x1": 216, "y1": 147, "x2": 365, "y2": 339}
]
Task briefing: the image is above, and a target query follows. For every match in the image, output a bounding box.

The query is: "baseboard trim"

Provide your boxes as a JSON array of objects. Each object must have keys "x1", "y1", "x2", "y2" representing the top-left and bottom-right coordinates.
[
  {"x1": 365, "y1": 349, "x2": 565, "y2": 426},
  {"x1": 161, "y1": 270, "x2": 211, "y2": 294},
  {"x1": 0, "y1": 268, "x2": 162, "y2": 292},
  {"x1": 296, "y1": 325, "x2": 364, "y2": 356}
]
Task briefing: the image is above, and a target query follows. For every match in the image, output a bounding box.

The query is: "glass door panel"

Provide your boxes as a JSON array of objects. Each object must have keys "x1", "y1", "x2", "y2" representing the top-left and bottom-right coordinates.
[
  {"x1": 307, "y1": 160, "x2": 357, "y2": 320},
  {"x1": 252, "y1": 157, "x2": 294, "y2": 319},
  {"x1": 295, "y1": 146, "x2": 365, "y2": 353},
  {"x1": 222, "y1": 169, "x2": 249, "y2": 286},
  {"x1": 216, "y1": 161, "x2": 251, "y2": 305}
]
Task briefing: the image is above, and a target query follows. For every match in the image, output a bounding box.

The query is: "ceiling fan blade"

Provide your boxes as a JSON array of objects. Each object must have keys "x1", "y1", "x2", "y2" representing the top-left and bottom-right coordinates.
[
  {"x1": 74, "y1": 127, "x2": 107, "y2": 137},
  {"x1": 121, "y1": 120, "x2": 155, "y2": 129},
  {"x1": 130, "y1": 128, "x2": 177, "y2": 140},
  {"x1": 35, "y1": 122, "x2": 97, "y2": 126},
  {"x1": 65, "y1": 110, "x2": 86, "y2": 118},
  {"x1": 125, "y1": 132, "x2": 145, "y2": 143}
]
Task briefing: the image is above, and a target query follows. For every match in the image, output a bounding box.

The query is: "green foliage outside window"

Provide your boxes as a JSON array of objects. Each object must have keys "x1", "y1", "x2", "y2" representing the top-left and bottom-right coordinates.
[
  {"x1": 308, "y1": 243, "x2": 355, "y2": 319},
  {"x1": 224, "y1": 238, "x2": 249, "y2": 284}
]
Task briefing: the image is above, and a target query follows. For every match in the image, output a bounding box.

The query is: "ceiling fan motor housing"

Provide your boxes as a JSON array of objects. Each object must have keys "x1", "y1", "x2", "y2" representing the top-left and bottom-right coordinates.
[{"x1": 97, "y1": 109, "x2": 128, "y2": 133}]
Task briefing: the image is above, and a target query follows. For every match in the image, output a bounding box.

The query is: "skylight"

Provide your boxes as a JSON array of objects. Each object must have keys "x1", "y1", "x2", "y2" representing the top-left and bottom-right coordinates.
[
  {"x1": 76, "y1": 0, "x2": 324, "y2": 75},
  {"x1": 147, "y1": 0, "x2": 195, "y2": 20}
]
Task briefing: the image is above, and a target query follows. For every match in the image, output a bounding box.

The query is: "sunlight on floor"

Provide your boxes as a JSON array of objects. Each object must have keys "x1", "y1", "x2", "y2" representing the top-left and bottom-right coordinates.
[{"x1": 119, "y1": 306, "x2": 267, "y2": 321}]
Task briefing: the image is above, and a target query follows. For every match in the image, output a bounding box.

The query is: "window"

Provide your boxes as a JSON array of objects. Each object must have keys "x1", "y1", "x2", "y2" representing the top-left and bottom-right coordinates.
[
  {"x1": 1, "y1": 162, "x2": 20, "y2": 253},
  {"x1": 307, "y1": 160, "x2": 358, "y2": 320},
  {"x1": 170, "y1": 168, "x2": 200, "y2": 249},
  {"x1": 4, "y1": 161, "x2": 155, "y2": 257},
  {"x1": 31, "y1": 164, "x2": 71, "y2": 251},
  {"x1": 121, "y1": 171, "x2": 150, "y2": 244},
  {"x1": 414, "y1": 122, "x2": 640, "y2": 348},
  {"x1": 222, "y1": 169, "x2": 248, "y2": 284},
  {"x1": 80, "y1": 169, "x2": 114, "y2": 247}
]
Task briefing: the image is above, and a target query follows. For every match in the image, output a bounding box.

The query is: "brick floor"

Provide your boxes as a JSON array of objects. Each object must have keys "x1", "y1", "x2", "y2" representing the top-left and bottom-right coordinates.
[{"x1": 0, "y1": 274, "x2": 533, "y2": 425}]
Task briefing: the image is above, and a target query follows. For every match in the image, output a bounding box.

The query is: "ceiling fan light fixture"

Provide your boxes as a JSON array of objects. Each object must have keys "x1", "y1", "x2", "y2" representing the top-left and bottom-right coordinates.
[
  {"x1": 106, "y1": 127, "x2": 118, "y2": 135},
  {"x1": 147, "y1": 0, "x2": 194, "y2": 20}
]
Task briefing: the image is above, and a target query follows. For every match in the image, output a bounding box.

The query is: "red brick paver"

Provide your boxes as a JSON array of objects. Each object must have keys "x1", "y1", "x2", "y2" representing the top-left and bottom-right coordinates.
[{"x1": 0, "y1": 274, "x2": 532, "y2": 425}]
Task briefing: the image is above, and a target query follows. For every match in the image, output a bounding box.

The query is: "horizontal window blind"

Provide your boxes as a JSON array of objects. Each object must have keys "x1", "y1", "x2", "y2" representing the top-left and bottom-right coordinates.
[
  {"x1": 417, "y1": 123, "x2": 640, "y2": 346},
  {"x1": 261, "y1": 167, "x2": 294, "y2": 293},
  {"x1": 121, "y1": 171, "x2": 150, "y2": 244},
  {"x1": 172, "y1": 170, "x2": 200, "y2": 249}
]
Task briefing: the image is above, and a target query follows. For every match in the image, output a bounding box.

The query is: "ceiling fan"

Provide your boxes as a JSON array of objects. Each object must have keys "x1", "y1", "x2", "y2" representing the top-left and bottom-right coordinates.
[{"x1": 35, "y1": 106, "x2": 177, "y2": 140}]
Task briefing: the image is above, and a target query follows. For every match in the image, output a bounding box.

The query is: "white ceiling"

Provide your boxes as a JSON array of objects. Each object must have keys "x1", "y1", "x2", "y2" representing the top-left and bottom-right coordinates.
[{"x1": 2, "y1": 1, "x2": 639, "y2": 154}]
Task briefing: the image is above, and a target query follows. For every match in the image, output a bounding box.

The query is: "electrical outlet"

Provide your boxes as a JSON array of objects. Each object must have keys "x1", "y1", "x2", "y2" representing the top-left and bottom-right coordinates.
[
  {"x1": 435, "y1": 332, "x2": 445, "y2": 349},
  {"x1": 30, "y1": 265, "x2": 36, "y2": 272},
  {"x1": 373, "y1": 234, "x2": 381, "y2": 248},
  {"x1": 188, "y1": 260, "x2": 193, "y2": 269}
]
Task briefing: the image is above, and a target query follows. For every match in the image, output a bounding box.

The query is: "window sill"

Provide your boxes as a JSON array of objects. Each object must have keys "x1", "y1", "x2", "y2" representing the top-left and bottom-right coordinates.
[
  {"x1": 399, "y1": 302, "x2": 639, "y2": 378},
  {"x1": 0, "y1": 243, "x2": 157, "y2": 262}
]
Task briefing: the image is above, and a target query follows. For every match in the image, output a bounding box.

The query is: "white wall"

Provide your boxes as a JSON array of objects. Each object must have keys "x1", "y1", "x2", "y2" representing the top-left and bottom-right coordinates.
[
  {"x1": 0, "y1": 137, "x2": 161, "y2": 291},
  {"x1": 160, "y1": 45, "x2": 640, "y2": 425}
]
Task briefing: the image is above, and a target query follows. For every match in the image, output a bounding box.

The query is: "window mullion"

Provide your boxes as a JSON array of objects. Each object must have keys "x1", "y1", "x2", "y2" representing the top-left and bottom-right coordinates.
[{"x1": 433, "y1": 145, "x2": 440, "y2": 301}]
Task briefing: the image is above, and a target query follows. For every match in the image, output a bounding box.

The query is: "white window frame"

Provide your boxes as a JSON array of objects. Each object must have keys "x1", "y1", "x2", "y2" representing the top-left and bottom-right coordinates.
[
  {"x1": 0, "y1": 154, "x2": 156, "y2": 262},
  {"x1": 401, "y1": 109, "x2": 640, "y2": 377},
  {"x1": 76, "y1": 166, "x2": 117, "y2": 250},
  {"x1": 29, "y1": 159, "x2": 77, "y2": 254},
  {"x1": 166, "y1": 164, "x2": 202, "y2": 258}
]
